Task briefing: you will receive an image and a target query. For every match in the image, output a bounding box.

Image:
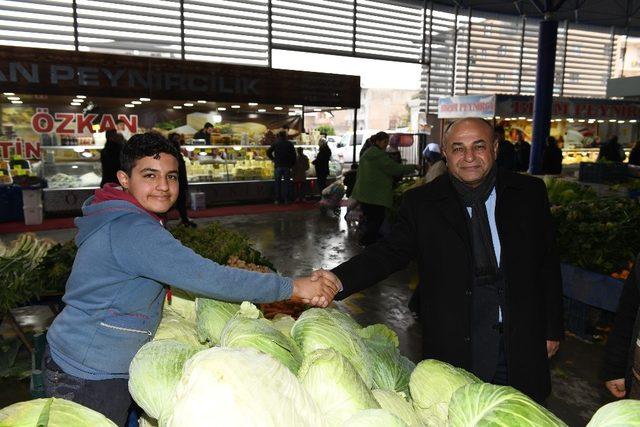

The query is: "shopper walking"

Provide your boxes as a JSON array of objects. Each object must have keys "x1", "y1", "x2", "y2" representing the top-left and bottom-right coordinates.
[
  {"x1": 628, "y1": 140, "x2": 640, "y2": 166},
  {"x1": 351, "y1": 131, "x2": 415, "y2": 246},
  {"x1": 495, "y1": 126, "x2": 516, "y2": 171},
  {"x1": 267, "y1": 130, "x2": 296, "y2": 204},
  {"x1": 514, "y1": 130, "x2": 531, "y2": 172},
  {"x1": 542, "y1": 136, "x2": 563, "y2": 175},
  {"x1": 314, "y1": 118, "x2": 563, "y2": 403},
  {"x1": 313, "y1": 139, "x2": 332, "y2": 194},
  {"x1": 100, "y1": 129, "x2": 125, "y2": 188},
  {"x1": 604, "y1": 253, "x2": 640, "y2": 399},
  {"x1": 292, "y1": 147, "x2": 310, "y2": 202},
  {"x1": 168, "y1": 132, "x2": 196, "y2": 227},
  {"x1": 598, "y1": 135, "x2": 626, "y2": 162}
]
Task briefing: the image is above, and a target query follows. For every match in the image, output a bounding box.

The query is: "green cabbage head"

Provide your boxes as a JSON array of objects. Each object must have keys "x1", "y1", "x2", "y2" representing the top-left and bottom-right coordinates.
[
  {"x1": 0, "y1": 398, "x2": 116, "y2": 426},
  {"x1": 270, "y1": 314, "x2": 296, "y2": 338},
  {"x1": 154, "y1": 309, "x2": 202, "y2": 348},
  {"x1": 220, "y1": 312, "x2": 303, "y2": 373},
  {"x1": 167, "y1": 347, "x2": 324, "y2": 427},
  {"x1": 448, "y1": 383, "x2": 567, "y2": 427},
  {"x1": 163, "y1": 288, "x2": 196, "y2": 322},
  {"x1": 372, "y1": 389, "x2": 422, "y2": 427},
  {"x1": 298, "y1": 348, "x2": 379, "y2": 426},
  {"x1": 343, "y1": 409, "x2": 408, "y2": 427},
  {"x1": 128, "y1": 340, "x2": 199, "y2": 423},
  {"x1": 587, "y1": 399, "x2": 640, "y2": 426},
  {"x1": 364, "y1": 338, "x2": 414, "y2": 394},
  {"x1": 195, "y1": 298, "x2": 241, "y2": 345},
  {"x1": 292, "y1": 308, "x2": 374, "y2": 387},
  {"x1": 410, "y1": 359, "x2": 480, "y2": 425}
]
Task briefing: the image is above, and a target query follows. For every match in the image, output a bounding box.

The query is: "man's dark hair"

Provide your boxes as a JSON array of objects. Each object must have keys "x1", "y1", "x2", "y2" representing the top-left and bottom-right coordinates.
[
  {"x1": 370, "y1": 131, "x2": 389, "y2": 144},
  {"x1": 120, "y1": 132, "x2": 180, "y2": 175},
  {"x1": 203, "y1": 122, "x2": 213, "y2": 129},
  {"x1": 277, "y1": 130, "x2": 288, "y2": 140}
]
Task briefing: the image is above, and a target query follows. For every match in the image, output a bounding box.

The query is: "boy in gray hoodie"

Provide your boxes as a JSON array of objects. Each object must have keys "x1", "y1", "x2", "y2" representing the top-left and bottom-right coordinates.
[{"x1": 43, "y1": 133, "x2": 339, "y2": 426}]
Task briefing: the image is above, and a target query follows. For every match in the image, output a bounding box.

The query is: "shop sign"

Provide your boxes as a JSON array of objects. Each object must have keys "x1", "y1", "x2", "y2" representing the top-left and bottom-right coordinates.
[
  {"x1": 30, "y1": 109, "x2": 138, "y2": 134},
  {"x1": 501, "y1": 97, "x2": 640, "y2": 120},
  {"x1": 0, "y1": 140, "x2": 40, "y2": 160},
  {"x1": 0, "y1": 46, "x2": 361, "y2": 107},
  {"x1": 438, "y1": 95, "x2": 496, "y2": 118}
]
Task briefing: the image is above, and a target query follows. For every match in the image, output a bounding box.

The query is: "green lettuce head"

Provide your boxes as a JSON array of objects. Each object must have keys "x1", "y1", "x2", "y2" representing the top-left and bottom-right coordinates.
[
  {"x1": 587, "y1": 399, "x2": 640, "y2": 427},
  {"x1": 0, "y1": 398, "x2": 116, "y2": 426},
  {"x1": 195, "y1": 298, "x2": 241, "y2": 345}
]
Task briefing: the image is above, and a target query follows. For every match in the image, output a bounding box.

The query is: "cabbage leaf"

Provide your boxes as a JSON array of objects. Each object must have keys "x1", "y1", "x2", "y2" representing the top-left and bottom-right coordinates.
[
  {"x1": 0, "y1": 398, "x2": 116, "y2": 427},
  {"x1": 195, "y1": 298, "x2": 241, "y2": 345},
  {"x1": 343, "y1": 409, "x2": 408, "y2": 427},
  {"x1": 587, "y1": 399, "x2": 640, "y2": 427},
  {"x1": 372, "y1": 389, "x2": 422, "y2": 427}
]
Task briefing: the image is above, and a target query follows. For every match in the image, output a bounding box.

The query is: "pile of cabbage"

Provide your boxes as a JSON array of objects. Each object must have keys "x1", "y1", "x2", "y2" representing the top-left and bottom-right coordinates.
[{"x1": 124, "y1": 291, "x2": 580, "y2": 427}]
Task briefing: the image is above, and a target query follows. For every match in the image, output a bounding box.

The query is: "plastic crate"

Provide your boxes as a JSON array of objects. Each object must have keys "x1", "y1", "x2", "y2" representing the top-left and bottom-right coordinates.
[{"x1": 579, "y1": 162, "x2": 629, "y2": 184}]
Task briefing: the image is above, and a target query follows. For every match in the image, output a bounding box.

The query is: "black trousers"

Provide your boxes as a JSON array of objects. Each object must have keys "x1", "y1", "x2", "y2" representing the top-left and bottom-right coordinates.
[
  {"x1": 42, "y1": 346, "x2": 132, "y2": 427},
  {"x1": 360, "y1": 203, "x2": 386, "y2": 246},
  {"x1": 491, "y1": 334, "x2": 508, "y2": 385}
]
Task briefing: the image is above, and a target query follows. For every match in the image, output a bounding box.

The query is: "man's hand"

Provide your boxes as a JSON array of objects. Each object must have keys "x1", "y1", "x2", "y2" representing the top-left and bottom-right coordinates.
[
  {"x1": 291, "y1": 274, "x2": 340, "y2": 308},
  {"x1": 311, "y1": 269, "x2": 342, "y2": 292},
  {"x1": 605, "y1": 378, "x2": 626, "y2": 398},
  {"x1": 546, "y1": 340, "x2": 560, "y2": 358}
]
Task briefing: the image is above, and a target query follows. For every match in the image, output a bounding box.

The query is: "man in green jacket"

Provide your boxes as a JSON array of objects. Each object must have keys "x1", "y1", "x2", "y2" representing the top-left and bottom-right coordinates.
[{"x1": 352, "y1": 131, "x2": 415, "y2": 246}]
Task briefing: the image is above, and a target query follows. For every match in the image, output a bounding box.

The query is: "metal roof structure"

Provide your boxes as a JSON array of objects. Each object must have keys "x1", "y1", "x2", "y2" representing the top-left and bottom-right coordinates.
[{"x1": 419, "y1": 0, "x2": 640, "y2": 36}]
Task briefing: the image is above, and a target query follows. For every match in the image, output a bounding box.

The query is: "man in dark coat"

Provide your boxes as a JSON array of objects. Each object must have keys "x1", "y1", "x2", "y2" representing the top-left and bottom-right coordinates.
[
  {"x1": 495, "y1": 125, "x2": 516, "y2": 171},
  {"x1": 315, "y1": 117, "x2": 563, "y2": 402},
  {"x1": 267, "y1": 130, "x2": 297, "y2": 203}
]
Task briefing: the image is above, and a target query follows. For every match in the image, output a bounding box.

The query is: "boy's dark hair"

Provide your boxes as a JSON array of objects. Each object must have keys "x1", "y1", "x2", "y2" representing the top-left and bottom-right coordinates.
[
  {"x1": 371, "y1": 131, "x2": 389, "y2": 143},
  {"x1": 203, "y1": 122, "x2": 213, "y2": 129},
  {"x1": 120, "y1": 132, "x2": 180, "y2": 175}
]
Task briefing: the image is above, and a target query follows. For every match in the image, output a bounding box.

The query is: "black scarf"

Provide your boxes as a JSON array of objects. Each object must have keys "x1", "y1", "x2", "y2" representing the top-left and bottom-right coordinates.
[{"x1": 450, "y1": 164, "x2": 499, "y2": 281}]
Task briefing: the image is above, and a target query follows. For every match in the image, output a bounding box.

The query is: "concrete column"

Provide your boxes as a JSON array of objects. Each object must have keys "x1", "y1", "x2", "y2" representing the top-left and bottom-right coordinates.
[{"x1": 530, "y1": 18, "x2": 558, "y2": 174}]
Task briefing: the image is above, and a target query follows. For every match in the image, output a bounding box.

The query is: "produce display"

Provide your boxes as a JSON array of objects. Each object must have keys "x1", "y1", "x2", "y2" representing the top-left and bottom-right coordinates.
[
  {"x1": 0, "y1": 234, "x2": 53, "y2": 313},
  {"x1": 551, "y1": 198, "x2": 640, "y2": 276},
  {"x1": 117, "y1": 295, "x2": 579, "y2": 427},
  {"x1": 543, "y1": 177, "x2": 596, "y2": 206}
]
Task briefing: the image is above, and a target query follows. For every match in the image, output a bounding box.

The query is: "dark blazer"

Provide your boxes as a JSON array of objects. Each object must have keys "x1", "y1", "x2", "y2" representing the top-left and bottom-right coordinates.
[{"x1": 332, "y1": 169, "x2": 563, "y2": 402}]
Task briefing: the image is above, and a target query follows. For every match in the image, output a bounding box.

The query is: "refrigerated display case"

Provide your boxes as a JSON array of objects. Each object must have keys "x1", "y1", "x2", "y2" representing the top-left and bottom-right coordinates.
[{"x1": 39, "y1": 144, "x2": 341, "y2": 214}]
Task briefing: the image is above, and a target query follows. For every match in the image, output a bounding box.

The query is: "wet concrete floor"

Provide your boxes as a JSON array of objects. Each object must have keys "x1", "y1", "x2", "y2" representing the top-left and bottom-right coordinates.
[{"x1": 0, "y1": 207, "x2": 616, "y2": 425}]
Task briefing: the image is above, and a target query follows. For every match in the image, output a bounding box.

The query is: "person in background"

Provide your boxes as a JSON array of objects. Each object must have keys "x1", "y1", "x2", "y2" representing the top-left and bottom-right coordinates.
[
  {"x1": 514, "y1": 130, "x2": 531, "y2": 172},
  {"x1": 598, "y1": 135, "x2": 626, "y2": 163},
  {"x1": 628, "y1": 140, "x2": 640, "y2": 166},
  {"x1": 352, "y1": 131, "x2": 415, "y2": 246},
  {"x1": 292, "y1": 147, "x2": 310, "y2": 202},
  {"x1": 100, "y1": 129, "x2": 125, "y2": 188},
  {"x1": 267, "y1": 130, "x2": 297, "y2": 204},
  {"x1": 542, "y1": 136, "x2": 563, "y2": 175},
  {"x1": 343, "y1": 163, "x2": 358, "y2": 198},
  {"x1": 116, "y1": 120, "x2": 132, "y2": 141},
  {"x1": 42, "y1": 133, "x2": 339, "y2": 426},
  {"x1": 495, "y1": 126, "x2": 516, "y2": 171},
  {"x1": 424, "y1": 148, "x2": 447, "y2": 184},
  {"x1": 168, "y1": 132, "x2": 196, "y2": 227},
  {"x1": 193, "y1": 122, "x2": 214, "y2": 145},
  {"x1": 359, "y1": 137, "x2": 372, "y2": 159},
  {"x1": 314, "y1": 118, "x2": 563, "y2": 402},
  {"x1": 313, "y1": 139, "x2": 332, "y2": 193},
  {"x1": 603, "y1": 253, "x2": 640, "y2": 399}
]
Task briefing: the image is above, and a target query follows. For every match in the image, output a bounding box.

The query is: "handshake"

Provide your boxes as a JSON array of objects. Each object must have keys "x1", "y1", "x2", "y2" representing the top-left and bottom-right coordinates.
[{"x1": 291, "y1": 269, "x2": 342, "y2": 308}]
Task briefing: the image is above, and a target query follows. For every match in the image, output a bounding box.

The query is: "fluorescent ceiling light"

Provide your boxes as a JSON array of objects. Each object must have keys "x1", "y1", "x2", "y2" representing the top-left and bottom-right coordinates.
[
  {"x1": 294, "y1": 104, "x2": 303, "y2": 108},
  {"x1": 140, "y1": 97, "x2": 151, "y2": 102},
  {"x1": 7, "y1": 96, "x2": 20, "y2": 101},
  {"x1": 197, "y1": 100, "x2": 206, "y2": 103},
  {"x1": 76, "y1": 95, "x2": 86, "y2": 99},
  {"x1": 70, "y1": 102, "x2": 81, "y2": 106},
  {"x1": 125, "y1": 104, "x2": 135, "y2": 107},
  {"x1": 11, "y1": 100, "x2": 23, "y2": 104},
  {"x1": 231, "y1": 105, "x2": 240, "y2": 109},
  {"x1": 257, "y1": 108, "x2": 266, "y2": 112},
  {"x1": 217, "y1": 107, "x2": 226, "y2": 111},
  {"x1": 131, "y1": 100, "x2": 142, "y2": 105},
  {"x1": 274, "y1": 106, "x2": 283, "y2": 110},
  {"x1": 248, "y1": 102, "x2": 258, "y2": 106},
  {"x1": 3, "y1": 92, "x2": 15, "y2": 96},
  {"x1": 173, "y1": 105, "x2": 182, "y2": 109},
  {"x1": 184, "y1": 103, "x2": 194, "y2": 107}
]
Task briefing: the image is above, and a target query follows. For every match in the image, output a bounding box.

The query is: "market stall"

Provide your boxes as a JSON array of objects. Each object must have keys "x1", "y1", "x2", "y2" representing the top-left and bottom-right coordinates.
[
  {"x1": 437, "y1": 94, "x2": 637, "y2": 166},
  {"x1": 0, "y1": 46, "x2": 359, "y2": 215}
]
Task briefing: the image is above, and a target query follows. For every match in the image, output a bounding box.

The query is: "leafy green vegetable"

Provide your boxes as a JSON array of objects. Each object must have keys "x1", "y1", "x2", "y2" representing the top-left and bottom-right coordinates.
[
  {"x1": 220, "y1": 308, "x2": 303, "y2": 373},
  {"x1": 372, "y1": 389, "x2": 422, "y2": 427},
  {"x1": 297, "y1": 349, "x2": 379, "y2": 426},
  {"x1": 551, "y1": 198, "x2": 640, "y2": 275},
  {"x1": 291, "y1": 308, "x2": 374, "y2": 387},
  {"x1": 195, "y1": 298, "x2": 241, "y2": 345},
  {"x1": 543, "y1": 177, "x2": 596, "y2": 206},
  {"x1": 167, "y1": 347, "x2": 323, "y2": 427},
  {"x1": 0, "y1": 397, "x2": 116, "y2": 426},
  {"x1": 344, "y1": 409, "x2": 408, "y2": 427},
  {"x1": 448, "y1": 383, "x2": 567, "y2": 426},
  {"x1": 30, "y1": 240, "x2": 77, "y2": 294},
  {"x1": 358, "y1": 324, "x2": 399, "y2": 347},
  {"x1": 154, "y1": 309, "x2": 202, "y2": 348},
  {"x1": 587, "y1": 399, "x2": 640, "y2": 426},
  {"x1": 164, "y1": 288, "x2": 196, "y2": 323},
  {"x1": 270, "y1": 314, "x2": 296, "y2": 338},
  {"x1": 363, "y1": 338, "x2": 413, "y2": 394},
  {"x1": 410, "y1": 359, "x2": 480, "y2": 425},
  {"x1": 128, "y1": 340, "x2": 199, "y2": 423}
]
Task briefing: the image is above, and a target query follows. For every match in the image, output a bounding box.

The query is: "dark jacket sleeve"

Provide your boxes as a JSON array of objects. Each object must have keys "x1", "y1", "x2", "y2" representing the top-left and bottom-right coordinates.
[
  {"x1": 332, "y1": 190, "x2": 418, "y2": 298},
  {"x1": 266, "y1": 144, "x2": 275, "y2": 161},
  {"x1": 603, "y1": 256, "x2": 640, "y2": 381},
  {"x1": 537, "y1": 180, "x2": 564, "y2": 340}
]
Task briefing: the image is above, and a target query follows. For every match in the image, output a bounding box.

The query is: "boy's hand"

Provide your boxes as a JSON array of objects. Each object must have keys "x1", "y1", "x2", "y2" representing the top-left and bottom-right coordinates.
[
  {"x1": 292, "y1": 275, "x2": 340, "y2": 308},
  {"x1": 605, "y1": 378, "x2": 626, "y2": 398}
]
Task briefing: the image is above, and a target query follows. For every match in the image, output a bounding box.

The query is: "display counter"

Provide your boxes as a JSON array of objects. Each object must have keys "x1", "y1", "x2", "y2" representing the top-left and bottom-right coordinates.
[
  {"x1": 562, "y1": 148, "x2": 633, "y2": 165},
  {"x1": 39, "y1": 144, "x2": 341, "y2": 214}
]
